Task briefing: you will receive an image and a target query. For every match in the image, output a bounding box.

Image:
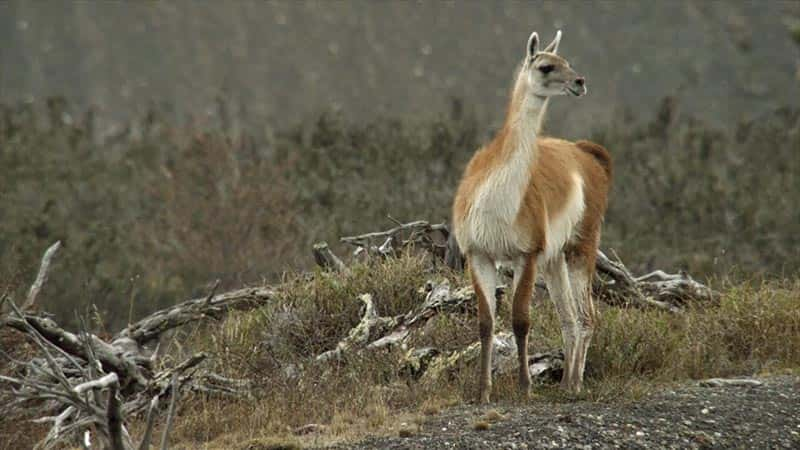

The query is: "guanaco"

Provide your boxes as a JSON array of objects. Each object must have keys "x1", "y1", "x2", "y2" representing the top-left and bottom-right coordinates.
[{"x1": 452, "y1": 30, "x2": 611, "y2": 403}]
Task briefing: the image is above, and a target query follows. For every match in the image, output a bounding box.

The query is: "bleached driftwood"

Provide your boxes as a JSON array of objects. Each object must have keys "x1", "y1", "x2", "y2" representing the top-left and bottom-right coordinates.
[
  {"x1": 316, "y1": 280, "x2": 476, "y2": 362},
  {"x1": 340, "y1": 218, "x2": 451, "y2": 261},
  {"x1": 22, "y1": 240, "x2": 61, "y2": 311},
  {"x1": 115, "y1": 285, "x2": 277, "y2": 345},
  {"x1": 1, "y1": 242, "x2": 263, "y2": 449},
  {"x1": 74, "y1": 373, "x2": 119, "y2": 394},
  {"x1": 316, "y1": 294, "x2": 396, "y2": 362},
  {"x1": 699, "y1": 378, "x2": 764, "y2": 388},
  {"x1": 313, "y1": 279, "x2": 565, "y2": 384},
  {"x1": 308, "y1": 220, "x2": 719, "y2": 383},
  {"x1": 594, "y1": 250, "x2": 718, "y2": 311},
  {"x1": 331, "y1": 219, "x2": 718, "y2": 311},
  {"x1": 3, "y1": 299, "x2": 137, "y2": 449},
  {"x1": 312, "y1": 241, "x2": 348, "y2": 272},
  {"x1": 420, "y1": 333, "x2": 565, "y2": 385}
]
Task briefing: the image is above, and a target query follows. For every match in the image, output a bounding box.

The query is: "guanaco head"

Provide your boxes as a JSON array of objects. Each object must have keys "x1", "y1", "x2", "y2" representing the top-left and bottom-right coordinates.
[{"x1": 522, "y1": 30, "x2": 586, "y2": 98}]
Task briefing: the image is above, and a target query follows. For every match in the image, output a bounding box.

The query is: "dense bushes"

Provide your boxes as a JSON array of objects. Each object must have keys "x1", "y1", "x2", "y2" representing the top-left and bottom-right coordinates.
[{"x1": 1, "y1": 98, "x2": 798, "y2": 328}]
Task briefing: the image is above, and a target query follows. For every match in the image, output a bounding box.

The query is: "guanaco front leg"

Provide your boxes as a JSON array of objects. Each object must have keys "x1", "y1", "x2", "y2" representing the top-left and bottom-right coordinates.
[
  {"x1": 469, "y1": 252, "x2": 497, "y2": 404},
  {"x1": 510, "y1": 253, "x2": 538, "y2": 396}
]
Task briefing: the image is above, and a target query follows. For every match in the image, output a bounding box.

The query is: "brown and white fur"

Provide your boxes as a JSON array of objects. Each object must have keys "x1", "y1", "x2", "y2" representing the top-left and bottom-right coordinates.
[{"x1": 452, "y1": 30, "x2": 612, "y2": 403}]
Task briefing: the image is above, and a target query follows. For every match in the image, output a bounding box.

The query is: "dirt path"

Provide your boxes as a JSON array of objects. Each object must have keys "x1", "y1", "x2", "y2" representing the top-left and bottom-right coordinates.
[{"x1": 341, "y1": 376, "x2": 800, "y2": 449}]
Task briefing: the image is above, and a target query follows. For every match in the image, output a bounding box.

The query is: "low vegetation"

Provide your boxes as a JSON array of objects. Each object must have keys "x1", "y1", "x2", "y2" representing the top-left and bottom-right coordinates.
[
  {"x1": 1, "y1": 98, "x2": 798, "y2": 448},
  {"x1": 1, "y1": 98, "x2": 798, "y2": 330},
  {"x1": 150, "y1": 255, "x2": 797, "y2": 448}
]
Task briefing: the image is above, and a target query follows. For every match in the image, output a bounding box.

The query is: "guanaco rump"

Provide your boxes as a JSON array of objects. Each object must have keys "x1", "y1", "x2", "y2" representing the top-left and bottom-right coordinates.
[{"x1": 452, "y1": 30, "x2": 612, "y2": 403}]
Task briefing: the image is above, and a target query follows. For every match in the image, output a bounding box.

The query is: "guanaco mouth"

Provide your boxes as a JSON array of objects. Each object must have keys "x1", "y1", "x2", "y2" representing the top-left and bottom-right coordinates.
[{"x1": 566, "y1": 85, "x2": 585, "y2": 97}]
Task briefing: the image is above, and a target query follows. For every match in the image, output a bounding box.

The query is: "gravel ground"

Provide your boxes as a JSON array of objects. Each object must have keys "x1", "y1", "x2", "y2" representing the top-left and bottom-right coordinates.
[{"x1": 340, "y1": 376, "x2": 800, "y2": 449}]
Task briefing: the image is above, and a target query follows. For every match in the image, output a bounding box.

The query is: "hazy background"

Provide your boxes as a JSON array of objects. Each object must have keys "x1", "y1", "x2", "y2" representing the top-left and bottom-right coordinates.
[
  {"x1": 2, "y1": 1, "x2": 799, "y2": 134},
  {"x1": 2, "y1": 1, "x2": 799, "y2": 328}
]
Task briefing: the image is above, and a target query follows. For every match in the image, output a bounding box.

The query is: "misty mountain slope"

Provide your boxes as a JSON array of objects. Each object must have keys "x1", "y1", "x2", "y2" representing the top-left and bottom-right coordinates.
[{"x1": 1, "y1": 1, "x2": 798, "y2": 135}]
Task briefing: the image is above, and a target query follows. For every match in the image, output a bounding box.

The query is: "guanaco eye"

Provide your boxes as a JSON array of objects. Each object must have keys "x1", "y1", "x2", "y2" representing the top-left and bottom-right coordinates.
[{"x1": 538, "y1": 64, "x2": 555, "y2": 74}]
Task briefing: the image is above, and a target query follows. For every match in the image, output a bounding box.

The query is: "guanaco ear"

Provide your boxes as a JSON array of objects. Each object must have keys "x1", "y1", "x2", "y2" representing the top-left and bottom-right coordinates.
[
  {"x1": 527, "y1": 31, "x2": 540, "y2": 58},
  {"x1": 543, "y1": 30, "x2": 562, "y2": 54}
]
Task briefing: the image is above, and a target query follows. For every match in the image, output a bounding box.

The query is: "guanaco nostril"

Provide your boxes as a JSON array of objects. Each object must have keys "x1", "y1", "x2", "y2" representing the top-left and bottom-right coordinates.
[{"x1": 575, "y1": 77, "x2": 585, "y2": 87}]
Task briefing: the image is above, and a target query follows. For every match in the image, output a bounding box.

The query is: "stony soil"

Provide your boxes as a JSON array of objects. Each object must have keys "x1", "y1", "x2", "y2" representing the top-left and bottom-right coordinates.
[{"x1": 340, "y1": 376, "x2": 800, "y2": 449}]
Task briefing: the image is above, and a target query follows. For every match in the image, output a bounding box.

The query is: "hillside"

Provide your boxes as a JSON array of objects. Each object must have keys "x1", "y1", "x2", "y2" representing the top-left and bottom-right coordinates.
[
  {"x1": 1, "y1": 1, "x2": 799, "y2": 135},
  {"x1": 2, "y1": 2, "x2": 800, "y2": 448}
]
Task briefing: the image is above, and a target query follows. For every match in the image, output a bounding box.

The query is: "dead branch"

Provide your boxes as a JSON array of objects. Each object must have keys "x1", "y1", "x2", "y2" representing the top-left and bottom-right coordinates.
[
  {"x1": 308, "y1": 220, "x2": 720, "y2": 384},
  {"x1": 3, "y1": 280, "x2": 263, "y2": 448},
  {"x1": 159, "y1": 375, "x2": 179, "y2": 450},
  {"x1": 74, "y1": 373, "x2": 119, "y2": 395},
  {"x1": 2, "y1": 299, "x2": 134, "y2": 449},
  {"x1": 369, "y1": 280, "x2": 475, "y2": 350},
  {"x1": 699, "y1": 378, "x2": 764, "y2": 387},
  {"x1": 341, "y1": 220, "x2": 449, "y2": 247},
  {"x1": 317, "y1": 294, "x2": 397, "y2": 362},
  {"x1": 340, "y1": 219, "x2": 450, "y2": 259},
  {"x1": 5, "y1": 315, "x2": 150, "y2": 391},
  {"x1": 594, "y1": 250, "x2": 682, "y2": 313},
  {"x1": 107, "y1": 384, "x2": 126, "y2": 450},
  {"x1": 23, "y1": 241, "x2": 61, "y2": 311},
  {"x1": 420, "y1": 332, "x2": 564, "y2": 385},
  {"x1": 312, "y1": 279, "x2": 563, "y2": 384},
  {"x1": 336, "y1": 220, "x2": 718, "y2": 311},
  {"x1": 312, "y1": 242, "x2": 347, "y2": 272},
  {"x1": 316, "y1": 280, "x2": 475, "y2": 365},
  {"x1": 137, "y1": 397, "x2": 159, "y2": 450},
  {"x1": 116, "y1": 286, "x2": 276, "y2": 346},
  {"x1": 594, "y1": 250, "x2": 718, "y2": 311}
]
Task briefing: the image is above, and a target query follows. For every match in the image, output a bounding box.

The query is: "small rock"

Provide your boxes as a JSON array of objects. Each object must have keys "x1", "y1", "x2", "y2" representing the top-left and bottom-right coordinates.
[
  {"x1": 692, "y1": 431, "x2": 715, "y2": 448},
  {"x1": 557, "y1": 414, "x2": 574, "y2": 423},
  {"x1": 398, "y1": 426, "x2": 415, "y2": 438},
  {"x1": 292, "y1": 423, "x2": 327, "y2": 435},
  {"x1": 700, "y1": 378, "x2": 763, "y2": 387}
]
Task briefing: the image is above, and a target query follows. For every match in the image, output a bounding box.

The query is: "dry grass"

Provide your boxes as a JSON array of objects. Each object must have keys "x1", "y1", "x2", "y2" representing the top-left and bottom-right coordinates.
[
  {"x1": 2, "y1": 256, "x2": 799, "y2": 448},
  {"x1": 145, "y1": 258, "x2": 800, "y2": 448}
]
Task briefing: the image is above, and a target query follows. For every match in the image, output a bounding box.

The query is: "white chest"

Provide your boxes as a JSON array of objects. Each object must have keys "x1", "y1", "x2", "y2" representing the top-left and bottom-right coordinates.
[
  {"x1": 456, "y1": 167, "x2": 586, "y2": 263},
  {"x1": 457, "y1": 163, "x2": 532, "y2": 259}
]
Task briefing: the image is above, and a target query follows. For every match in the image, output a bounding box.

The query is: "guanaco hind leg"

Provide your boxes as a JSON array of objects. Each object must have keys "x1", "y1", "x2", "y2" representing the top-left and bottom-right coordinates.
[
  {"x1": 542, "y1": 253, "x2": 583, "y2": 392},
  {"x1": 566, "y1": 251, "x2": 598, "y2": 392}
]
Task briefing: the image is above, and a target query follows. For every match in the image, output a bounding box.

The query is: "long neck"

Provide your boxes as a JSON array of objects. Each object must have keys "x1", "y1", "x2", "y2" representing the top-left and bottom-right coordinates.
[
  {"x1": 498, "y1": 66, "x2": 549, "y2": 161},
  {"x1": 466, "y1": 69, "x2": 549, "y2": 224}
]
